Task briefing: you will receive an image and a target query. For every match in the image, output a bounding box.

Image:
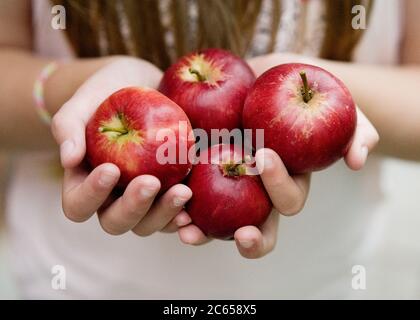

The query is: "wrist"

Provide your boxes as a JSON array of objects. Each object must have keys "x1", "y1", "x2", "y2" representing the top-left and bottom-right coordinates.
[{"x1": 44, "y1": 56, "x2": 119, "y2": 115}]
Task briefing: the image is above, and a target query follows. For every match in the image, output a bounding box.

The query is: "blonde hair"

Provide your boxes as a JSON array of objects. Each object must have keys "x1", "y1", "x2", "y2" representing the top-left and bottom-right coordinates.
[{"x1": 51, "y1": 0, "x2": 373, "y2": 69}]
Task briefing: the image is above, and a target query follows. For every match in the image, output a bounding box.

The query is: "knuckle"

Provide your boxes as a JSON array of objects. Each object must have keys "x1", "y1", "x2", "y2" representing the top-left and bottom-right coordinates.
[
  {"x1": 121, "y1": 194, "x2": 149, "y2": 218},
  {"x1": 122, "y1": 197, "x2": 149, "y2": 221},
  {"x1": 264, "y1": 174, "x2": 289, "y2": 191},
  {"x1": 164, "y1": 204, "x2": 182, "y2": 219},
  {"x1": 84, "y1": 181, "x2": 109, "y2": 203}
]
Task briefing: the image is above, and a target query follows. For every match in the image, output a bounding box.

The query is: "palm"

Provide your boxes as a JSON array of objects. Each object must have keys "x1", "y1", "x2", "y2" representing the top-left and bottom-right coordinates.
[
  {"x1": 178, "y1": 54, "x2": 379, "y2": 259},
  {"x1": 52, "y1": 57, "x2": 193, "y2": 237}
]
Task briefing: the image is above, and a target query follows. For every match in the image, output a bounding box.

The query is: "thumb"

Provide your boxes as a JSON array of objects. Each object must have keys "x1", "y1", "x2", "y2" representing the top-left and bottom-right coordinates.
[
  {"x1": 345, "y1": 108, "x2": 379, "y2": 171},
  {"x1": 51, "y1": 103, "x2": 86, "y2": 169}
]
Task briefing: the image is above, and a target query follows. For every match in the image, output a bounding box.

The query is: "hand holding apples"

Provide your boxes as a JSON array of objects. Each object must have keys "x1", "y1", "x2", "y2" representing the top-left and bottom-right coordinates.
[
  {"x1": 178, "y1": 146, "x2": 311, "y2": 258},
  {"x1": 52, "y1": 57, "x2": 194, "y2": 236},
  {"x1": 51, "y1": 52, "x2": 379, "y2": 260},
  {"x1": 86, "y1": 87, "x2": 194, "y2": 192},
  {"x1": 178, "y1": 59, "x2": 379, "y2": 259}
]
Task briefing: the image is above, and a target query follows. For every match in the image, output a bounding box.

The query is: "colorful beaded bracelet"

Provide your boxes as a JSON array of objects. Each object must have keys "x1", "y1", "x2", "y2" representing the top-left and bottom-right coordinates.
[{"x1": 33, "y1": 61, "x2": 59, "y2": 126}]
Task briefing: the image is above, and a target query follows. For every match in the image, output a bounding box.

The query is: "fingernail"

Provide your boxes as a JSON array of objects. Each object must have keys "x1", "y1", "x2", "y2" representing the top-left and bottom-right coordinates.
[
  {"x1": 98, "y1": 170, "x2": 118, "y2": 187},
  {"x1": 140, "y1": 186, "x2": 158, "y2": 198},
  {"x1": 173, "y1": 197, "x2": 188, "y2": 207},
  {"x1": 264, "y1": 153, "x2": 274, "y2": 170},
  {"x1": 256, "y1": 150, "x2": 274, "y2": 173},
  {"x1": 239, "y1": 239, "x2": 254, "y2": 249},
  {"x1": 60, "y1": 140, "x2": 74, "y2": 164},
  {"x1": 360, "y1": 146, "x2": 368, "y2": 164}
]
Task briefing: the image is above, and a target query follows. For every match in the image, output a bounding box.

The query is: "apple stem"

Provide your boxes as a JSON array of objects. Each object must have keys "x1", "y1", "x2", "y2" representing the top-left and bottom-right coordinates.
[
  {"x1": 99, "y1": 127, "x2": 128, "y2": 135},
  {"x1": 222, "y1": 163, "x2": 246, "y2": 177},
  {"x1": 189, "y1": 68, "x2": 206, "y2": 82},
  {"x1": 300, "y1": 71, "x2": 313, "y2": 103}
]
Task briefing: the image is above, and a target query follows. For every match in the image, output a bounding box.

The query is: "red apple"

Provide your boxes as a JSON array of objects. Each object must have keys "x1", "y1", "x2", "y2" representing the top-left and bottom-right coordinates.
[
  {"x1": 243, "y1": 63, "x2": 357, "y2": 174},
  {"x1": 158, "y1": 48, "x2": 256, "y2": 135},
  {"x1": 186, "y1": 144, "x2": 272, "y2": 240},
  {"x1": 86, "y1": 87, "x2": 194, "y2": 191}
]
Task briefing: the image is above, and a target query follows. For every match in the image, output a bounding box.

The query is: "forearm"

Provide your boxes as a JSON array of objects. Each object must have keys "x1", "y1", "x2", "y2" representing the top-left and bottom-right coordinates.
[
  {"x1": 249, "y1": 54, "x2": 420, "y2": 161},
  {"x1": 0, "y1": 48, "x2": 114, "y2": 151},
  {"x1": 321, "y1": 61, "x2": 420, "y2": 161}
]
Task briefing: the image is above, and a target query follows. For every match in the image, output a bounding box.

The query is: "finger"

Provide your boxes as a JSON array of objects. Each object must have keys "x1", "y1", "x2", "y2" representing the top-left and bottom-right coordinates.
[
  {"x1": 161, "y1": 211, "x2": 192, "y2": 233},
  {"x1": 132, "y1": 184, "x2": 192, "y2": 237},
  {"x1": 256, "y1": 148, "x2": 310, "y2": 216},
  {"x1": 345, "y1": 108, "x2": 380, "y2": 170},
  {"x1": 234, "y1": 210, "x2": 279, "y2": 259},
  {"x1": 51, "y1": 106, "x2": 86, "y2": 169},
  {"x1": 97, "y1": 175, "x2": 161, "y2": 235},
  {"x1": 62, "y1": 163, "x2": 120, "y2": 222},
  {"x1": 178, "y1": 224, "x2": 211, "y2": 246}
]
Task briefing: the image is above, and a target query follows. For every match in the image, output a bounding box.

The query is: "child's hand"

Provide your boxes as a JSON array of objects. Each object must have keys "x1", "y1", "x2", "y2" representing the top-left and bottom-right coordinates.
[
  {"x1": 177, "y1": 149, "x2": 310, "y2": 259},
  {"x1": 178, "y1": 108, "x2": 378, "y2": 259},
  {"x1": 178, "y1": 51, "x2": 379, "y2": 259},
  {"x1": 52, "y1": 57, "x2": 192, "y2": 236}
]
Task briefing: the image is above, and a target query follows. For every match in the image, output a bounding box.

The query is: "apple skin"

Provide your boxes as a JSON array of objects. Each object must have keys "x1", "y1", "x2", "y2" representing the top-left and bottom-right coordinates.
[
  {"x1": 243, "y1": 63, "x2": 357, "y2": 174},
  {"x1": 86, "y1": 87, "x2": 194, "y2": 191},
  {"x1": 186, "y1": 144, "x2": 272, "y2": 240},
  {"x1": 158, "y1": 48, "x2": 256, "y2": 135}
]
